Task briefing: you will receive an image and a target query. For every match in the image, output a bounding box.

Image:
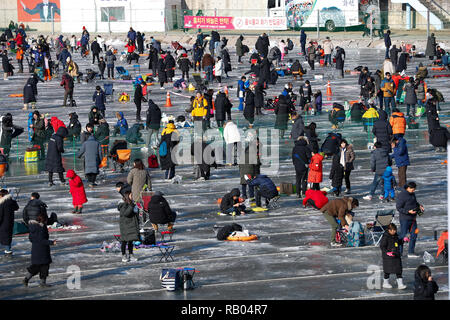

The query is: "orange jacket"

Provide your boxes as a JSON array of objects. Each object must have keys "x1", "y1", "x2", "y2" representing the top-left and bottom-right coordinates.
[
  {"x1": 389, "y1": 112, "x2": 406, "y2": 135},
  {"x1": 308, "y1": 153, "x2": 323, "y2": 183},
  {"x1": 16, "y1": 48, "x2": 24, "y2": 60},
  {"x1": 436, "y1": 231, "x2": 448, "y2": 257}
]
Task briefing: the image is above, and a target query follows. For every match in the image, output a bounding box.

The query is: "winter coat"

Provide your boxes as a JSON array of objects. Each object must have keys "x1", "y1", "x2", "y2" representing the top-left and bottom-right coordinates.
[
  {"x1": 127, "y1": 168, "x2": 152, "y2": 202},
  {"x1": 91, "y1": 41, "x2": 101, "y2": 54},
  {"x1": 382, "y1": 166, "x2": 396, "y2": 193},
  {"x1": 134, "y1": 84, "x2": 143, "y2": 104},
  {"x1": 350, "y1": 103, "x2": 366, "y2": 122},
  {"x1": 67, "y1": 114, "x2": 81, "y2": 138},
  {"x1": 384, "y1": 33, "x2": 391, "y2": 48},
  {"x1": 429, "y1": 126, "x2": 450, "y2": 148},
  {"x1": 67, "y1": 170, "x2": 87, "y2": 206},
  {"x1": 335, "y1": 47, "x2": 345, "y2": 70},
  {"x1": 380, "y1": 231, "x2": 403, "y2": 275},
  {"x1": 390, "y1": 46, "x2": 401, "y2": 66},
  {"x1": 413, "y1": 270, "x2": 439, "y2": 300},
  {"x1": 31, "y1": 117, "x2": 46, "y2": 144},
  {"x1": 157, "y1": 58, "x2": 167, "y2": 83},
  {"x1": 306, "y1": 45, "x2": 316, "y2": 61},
  {"x1": 214, "y1": 60, "x2": 225, "y2": 77},
  {"x1": 88, "y1": 107, "x2": 104, "y2": 126},
  {"x1": 396, "y1": 188, "x2": 420, "y2": 222},
  {"x1": 0, "y1": 116, "x2": 24, "y2": 152},
  {"x1": 396, "y1": 53, "x2": 408, "y2": 73},
  {"x1": 259, "y1": 58, "x2": 271, "y2": 82},
  {"x1": 23, "y1": 80, "x2": 37, "y2": 104},
  {"x1": 382, "y1": 60, "x2": 394, "y2": 76},
  {"x1": 342, "y1": 145, "x2": 355, "y2": 171},
  {"x1": 426, "y1": 101, "x2": 440, "y2": 132},
  {"x1": 165, "y1": 54, "x2": 176, "y2": 78},
  {"x1": 425, "y1": 35, "x2": 436, "y2": 57},
  {"x1": 308, "y1": 153, "x2": 323, "y2": 183},
  {"x1": 404, "y1": 82, "x2": 417, "y2": 105},
  {"x1": 389, "y1": 112, "x2": 406, "y2": 135},
  {"x1": 303, "y1": 189, "x2": 328, "y2": 209},
  {"x1": 220, "y1": 188, "x2": 241, "y2": 212},
  {"x1": 77, "y1": 136, "x2": 102, "y2": 175},
  {"x1": 370, "y1": 147, "x2": 392, "y2": 176},
  {"x1": 60, "y1": 73, "x2": 74, "y2": 91},
  {"x1": 201, "y1": 54, "x2": 215, "y2": 69},
  {"x1": 268, "y1": 46, "x2": 281, "y2": 62},
  {"x1": 235, "y1": 36, "x2": 244, "y2": 57},
  {"x1": 178, "y1": 57, "x2": 192, "y2": 72},
  {"x1": 292, "y1": 138, "x2": 311, "y2": 172},
  {"x1": 381, "y1": 78, "x2": 396, "y2": 98},
  {"x1": 392, "y1": 137, "x2": 410, "y2": 168},
  {"x1": 320, "y1": 197, "x2": 355, "y2": 227},
  {"x1": 290, "y1": 116, "x2": 305, "y2": 140},
  {"x1": 223, "y1": 122, "x2": 241, "y2": 144},
  {"x1": 45, "y1": 127, "x2": 68, "y2": 173},
  {"x1": 239, "y1": 146, "x2": 261, "y2": 185},
  {"x1": 148, "y1": 194, "x2": 175, "y2": 225},
  {"x1": 323, "y1": 40, "x2": 333, "y2": 55},
  {"x1": 1, "y1": 53, "x2": 12, "y2": 73},
  {"x1": 321, "y1": 132, "x2": 342, "y2": 155},
  {"x1": 28, "y1": 220, "x2": 53, "y2": 265},
  {"x1": 254, "y1": 83, "x2": 266, "y2": 109},
  {"x1": 274, "y1": 95, "x2": 290, "y2": 130},
  {"x1": 94, "y1": 122, "x2": 110, "y2": 146},
  {"x1": 243, "y1": 89, "x2": 255, "y2": 121},
  {"x1": 248, "y1": 175, "x2": 278, "y2": 198},
  {"x1": 23, "y1": 199, "x2": 47, "y2": 224},
  {"x1": 115, "y1": 112, "x2": 128, "y2": 136},
  {"x1": 373, "y1": 111, "x2": 393, "y2": 148},
  {"x1": 329, "y1": 152, "x2": 345, "y2": 188},
  {"x1": 93, "y1": 90, "x2": 106, "y2": 111},
  {"x1": 118, "y1": 201, "x2": 140, "y2": 242},
  {"x1": 0, "y1": 194, "x2": 19, "y2": 246},
  {"x1": 214, "y1": 92, "x2": 232, "y2": 122},
  {"x1": 105, "y1": 50, "x2": 116, "y2": 67},
  {"x1": 146, "y1": 100, "x2": 161, "y2": 130},
  {"x1": 255, "y1": 35, "x2": 269, "y2": 57}
]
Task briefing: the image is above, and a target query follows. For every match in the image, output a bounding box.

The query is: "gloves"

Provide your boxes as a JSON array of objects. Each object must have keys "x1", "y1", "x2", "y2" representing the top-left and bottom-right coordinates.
[
  {"x1": 403, "y1": 237, "x2": 410, "y2": 243},
  {"x1": 386, "y1": 252, "x2": 395, "y2": 257}
]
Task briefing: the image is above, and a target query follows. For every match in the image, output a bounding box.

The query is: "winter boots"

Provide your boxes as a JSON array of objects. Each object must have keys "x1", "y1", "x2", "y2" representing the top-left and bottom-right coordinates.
[
  {"x1": 122, "y1": 254, "x2": 138, "y2": 263},
  {"x1": 383, "y1": 278, "x2": 406, "y2": 289},
  {"x1": 397, "y1": 278, "x2": 407, "y2": 290},
  {"x1": 382, "y1": 278, "x2": 393, "y2": 289},
  {"x1": 23, "y1": 274, "x2": 50, "y2": 287}
]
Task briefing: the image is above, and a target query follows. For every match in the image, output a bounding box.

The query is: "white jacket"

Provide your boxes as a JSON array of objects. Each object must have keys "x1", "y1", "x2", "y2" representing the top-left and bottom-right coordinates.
[
  {"x1": 383, "y1": 60, "x2": 394, "y2": 75},
  {"x1": 223, "y1": 122, "x2": 241, "y2": 144},
  {"x1": 214, "y1": 60, "x2": 224, "y2": 77},
  {"x1": 323, "y1": 40, "x2": 334, "y2": 55}
]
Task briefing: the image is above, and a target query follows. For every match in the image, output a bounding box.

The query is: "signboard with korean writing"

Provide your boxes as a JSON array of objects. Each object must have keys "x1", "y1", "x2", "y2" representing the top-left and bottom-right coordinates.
[{"x1": 184, "y1": 16, "x2": 287, "y2": 30}]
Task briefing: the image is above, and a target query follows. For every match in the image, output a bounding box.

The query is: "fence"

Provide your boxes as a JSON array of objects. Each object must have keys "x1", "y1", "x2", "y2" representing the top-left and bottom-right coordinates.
[{"x1": 1, "y1": 8, "x2": 449, "y2": 36}]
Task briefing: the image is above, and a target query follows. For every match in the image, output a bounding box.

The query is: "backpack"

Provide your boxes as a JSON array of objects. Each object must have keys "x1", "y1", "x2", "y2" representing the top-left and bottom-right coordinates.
[
  {"x1": 347, "y1": 221, "x2": 366, "y2": 247},
  {"x1": 160, "y1": 269, "x2": 183, "y2": 291},
  {"x1": 159, "y1": 140, "x2": 168, "y2": 157},
  {"x1": 140, "y1": 229, "x2": 156, "y2": 245},
  {"x1": 148, "y1": 154, "x2": 159, "y2": 168}
]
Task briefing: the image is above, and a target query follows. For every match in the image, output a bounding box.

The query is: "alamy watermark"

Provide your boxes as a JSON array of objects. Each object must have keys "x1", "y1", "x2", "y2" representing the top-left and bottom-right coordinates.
[{"x1": 66, "y1": 265, "x2": 81, "y2": 290}]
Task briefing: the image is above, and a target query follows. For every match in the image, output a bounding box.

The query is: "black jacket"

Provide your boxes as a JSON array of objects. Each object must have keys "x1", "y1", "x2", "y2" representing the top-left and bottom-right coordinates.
[
  {"x1": 413, "y1": 270, "x2": 439, "y2": 300},
  {"x1": 274, "y1": 95, "x2": 290, "y2": 130},
  {"x1": 321, "y1": 132, "x2": 342, "y2": 155},
  {"x1": 91, "y1": 41, "x2": 101, "y2": 54},
  {"x1": 157, "y1": 58, "x2": 167, "y2": 83},
  {"x1": 292, "y1": 138, "x2": 311, "y2": 172},
  {"x1": 28, "y1": 220, "x2": 53, "y2": 265},
  {"x1": 67, "y1": 113, "x2": 81, "y2": 138},
  {"x1": 88, "y1": 107, "x2": 104, "y2": 126},
  {"x1": 214, "y1": 92, "x2": 232, "y2": 122},
  {"x1": 254, "y1": 83, "x2": 266, "y2": 109},
  {"x1": 380, "y1": 231, "x2": 403, "y2": 275},
  {"x1": 217, "y1": 223, "x2": 243, "y2": 240},
  {"x1": 146, "y1": 100, "x2": 162, "y2": 130},
  {"x1": 178, "y1": 57, "x2": 192, "y2": 72},
  {"x1": 396, "y1": 188, "x2": 420, "y2": 221},
  {"x1": 45, "y1": 126, "x2": 68, "y2": 173},
  {"x1": 372, "y1": 110, "x2": 393, "y2": 149},
  {"x1": 94, "y1": 122, "x2": 110, "y2": 146},
  {"x1": 23, "y1": 199, "x2": 47, "y2": 225},
  {"x1": 243, "y1": 89, "x2": 255, "y2": 120},
  {"x1": 329, "y1": 152, "x2": 345, "y2": 188},
  {"x1": 148, "y1": 194, "x2": 175, "y2": 225},
  {"x1": 426, "y1": 100, "x2": 440, "y2": 132},
  {"x1": 429, "y1": 126, "x2": 450, "y2": 148},
  {"x1": 220, "y1": 188, "x2": 241, "y2": 212},
  {"x1": 134, "y1": 84, "x2": 143, "y2": 104},
  {"x1": 0, "y1": 194, "x2": 19, "y2": 246}
]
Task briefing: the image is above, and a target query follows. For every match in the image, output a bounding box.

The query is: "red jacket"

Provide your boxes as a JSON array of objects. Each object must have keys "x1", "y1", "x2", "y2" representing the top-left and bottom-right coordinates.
[
  {"x1": 125, "y1": 44, "x2": 136, "y2": 53},
  {"x1": 303, "y1": 189, "x2": 328, "y2": 209},
  {"x1": 308, "y1": 153, "x2": 323, "y2": 183},
  {"x1": 15, "y1": 33, "x2": 24, "y2": 46},
  {"x1": 51, "y1": 117, "x2": 66, "y2": 133},
  {"x1": 67, "y1": 170, "x2": 87, "y2": 206}
]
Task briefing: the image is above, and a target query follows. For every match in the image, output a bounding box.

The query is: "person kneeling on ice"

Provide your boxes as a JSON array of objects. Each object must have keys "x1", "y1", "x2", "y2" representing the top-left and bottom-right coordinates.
[
  {"x1": 23, "y1": 212, "x2": 57, "y2": 288},
  {"x1": 220, "y1": 188, "x2": 246, "y2": 216},
  {"x1": 245, "y1": 174, "x2": 279, "y2": 209},
  {"x1": 380, "y1": 223, "x2": 407, "y2": 290},
  {"x1": 303, "y1": 189, "x2": 328, "y2": 210},
  {"x1": 66, "y1": 170, "x2": 87, "y2": 214},
  {"x1": 320, "y1": 197, "x2": 359, "y2": 247}
]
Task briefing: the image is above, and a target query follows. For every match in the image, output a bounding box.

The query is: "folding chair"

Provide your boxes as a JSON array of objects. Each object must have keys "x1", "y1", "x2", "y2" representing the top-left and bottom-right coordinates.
[
  {"x1": 116, "y1": 66, "x2": 130, "y2": 80},
  {"x1": 366, "y1": 209, "x2": 395, "y2": 246},
  {"x1": 104, "y1": 82, "x2": 114, "y2": 102},
  {"x1": 266, "y1": 195, "x2": 281, "y2": 209}
]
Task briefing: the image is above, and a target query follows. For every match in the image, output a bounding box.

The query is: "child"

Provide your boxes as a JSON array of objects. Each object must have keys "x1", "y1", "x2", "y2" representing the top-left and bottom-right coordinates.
[
  {"x1": 308, "y1": 148, "x2": 323, "y2": 191},
  {"x1": 414, "y1": 265, "x2": 439, "y2": 300},
  {"x1": 66, "y1": 170, "x2": 87, "y2": 214},
  {"x1": 382, "y1": 166, "x2": 396, "y2": 202},
  {"x1": 362, "y1": 103, "x2": 379, "y2": 132},
  {"x1": 299, "y1": 80, "x2": 312, "y2": 111},
  {"x1": 380, "y1": 223, "x2": 407, "y2": 289},
  {"x1": 118, "y1": 190, "x2": 140, "y2": 262},
  {"x1": 114, "y1": 112, "x2": 128, "y2": 136},
  {"x1": 220, "y1": 188, "x2": 246, "y2": 216},
  {"x1": 23, "y1": 212, "x2": 56, "y2": 288},
  {"x1": 98, "y1": 57, "x2": 106, "y2": 80},
  {"x1": 312, "y1": 90, "x2": 322, "y2": 115}
]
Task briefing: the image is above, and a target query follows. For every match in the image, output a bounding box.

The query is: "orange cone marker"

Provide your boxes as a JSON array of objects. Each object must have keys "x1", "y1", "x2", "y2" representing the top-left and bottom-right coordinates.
[{"x1": 165, "y1": 91, "x2": 173, "y2": 107}]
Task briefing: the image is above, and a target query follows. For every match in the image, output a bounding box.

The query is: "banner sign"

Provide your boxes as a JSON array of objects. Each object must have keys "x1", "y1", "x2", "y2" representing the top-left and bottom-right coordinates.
[
  {"x1": 184, "y1": 16, "x2": 287, "y2": 30},
  {"x1": 17, "y1": 0, "x2": 61, "y2": 22}
]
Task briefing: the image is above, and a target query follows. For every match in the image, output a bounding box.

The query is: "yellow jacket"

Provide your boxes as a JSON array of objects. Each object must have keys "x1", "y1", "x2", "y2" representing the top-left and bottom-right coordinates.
[
  {"x1": 191, "y1": 97, "x2": 208, "y2": 118},
  {"x1": 362, "y1": 107, "x2": 379, "y2": 119},
  {"x1": 161, "y1": 123, "x2": 177, "y2": 136}
]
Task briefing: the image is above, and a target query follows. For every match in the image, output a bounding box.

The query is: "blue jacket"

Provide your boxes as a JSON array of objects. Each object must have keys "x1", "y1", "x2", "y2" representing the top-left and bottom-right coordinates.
[
  {"x1": 27, "y1": 112, "x2": 33, "y2": 142},
  {"x1": 300, "y1": 30, "x2": 306, "y2": 44},
  {"x1": 81, "y1": 34, "x2": 89, "y2": 46},
  {"x1": 382, "y1": 166, "x2": 396, "y2": 192},
  {"x1": 128, "y1": 31, "x2": 137, "y2": 42},
  {"x1": 392, "y1": 137, "x2": 410, "y2": 167},
  {"x1": 396, "y1": 188, "x2": 420, "y2": 221},
  {"x1": 92, "y1": 90, "x2": 106, "y2": 111},
  {"x1": 115, "y1": 112, "x2": 128, "y2": 136},
  {"x1": 248, "y1": 174, "x2": 278, "y2": 197},
  {"x1": 59, "y1": 48, "x2": 71, "y2": 63}
]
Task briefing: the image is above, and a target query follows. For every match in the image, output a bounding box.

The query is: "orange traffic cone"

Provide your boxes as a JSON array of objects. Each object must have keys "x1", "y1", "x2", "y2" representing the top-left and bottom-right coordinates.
[
  {"x1": 224, "y1": 85, "x2": 229, "y2": 96},
  {"x1": 326, "y1": 81, "x2": 332, "y2": 101},
  {"x1": 165, "y1": 91, "x2": 173, "y2": 107}
]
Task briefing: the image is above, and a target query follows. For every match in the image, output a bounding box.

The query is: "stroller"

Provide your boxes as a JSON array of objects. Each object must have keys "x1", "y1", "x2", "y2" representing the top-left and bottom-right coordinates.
[
  {"x1": 85, "y1": 69, "x2": 99, "y2": 83},
  {"x1": 192, "y1": 73, "x2": 207, "y2": 91},
  {"x1": 116, "y1": 66, "x2": 132, "y2": 80},
  {"x1": 104, "y1": 83, "x2": 114, "y2": 102}
]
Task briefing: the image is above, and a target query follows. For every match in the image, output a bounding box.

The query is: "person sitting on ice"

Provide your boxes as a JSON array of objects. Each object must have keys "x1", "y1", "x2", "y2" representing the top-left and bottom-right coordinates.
[
  {"x1": 113, "y1": 112, "x2": 128, "y2": 137},
  {"x1": 220, "y1": 188, "x2": 246, "y2": 216},
  {"x1": 245, "y1": 174, "x2": 279, "y2": 209}
]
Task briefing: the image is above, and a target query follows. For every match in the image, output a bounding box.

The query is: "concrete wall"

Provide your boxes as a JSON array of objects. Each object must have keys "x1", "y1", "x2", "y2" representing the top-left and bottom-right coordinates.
[{"x1": 388, "y1": 1, "x2": 440, "y2": 30}]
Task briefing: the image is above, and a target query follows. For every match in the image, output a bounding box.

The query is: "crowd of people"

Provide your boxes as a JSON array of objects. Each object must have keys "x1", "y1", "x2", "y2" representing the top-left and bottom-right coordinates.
[{"x1": 0, "y1": 22, "x2": 447, "y2": 298}]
